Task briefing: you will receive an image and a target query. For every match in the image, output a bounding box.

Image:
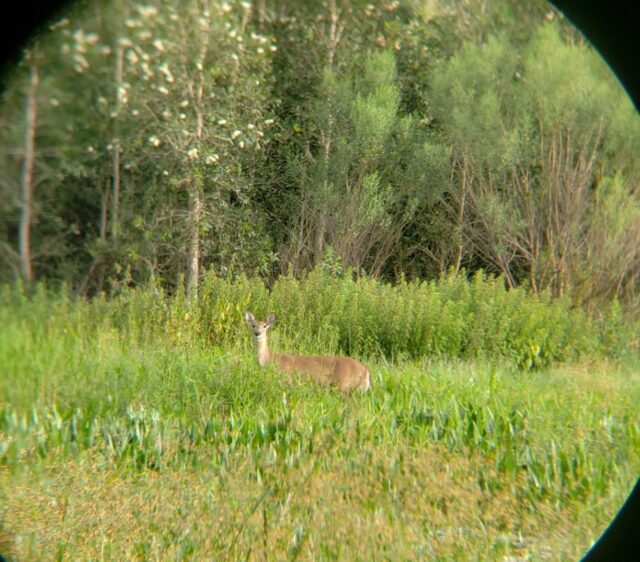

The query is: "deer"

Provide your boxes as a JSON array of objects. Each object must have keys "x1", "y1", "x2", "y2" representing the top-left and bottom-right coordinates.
[{"x1": 244, "y1": 312, "x2": 371, "y2": 393}]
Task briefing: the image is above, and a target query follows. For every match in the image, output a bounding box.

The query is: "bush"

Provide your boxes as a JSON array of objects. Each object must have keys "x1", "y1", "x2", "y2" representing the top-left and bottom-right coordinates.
[{"x1": 2, "y1": 268, "x2": 635, "y2": 371}]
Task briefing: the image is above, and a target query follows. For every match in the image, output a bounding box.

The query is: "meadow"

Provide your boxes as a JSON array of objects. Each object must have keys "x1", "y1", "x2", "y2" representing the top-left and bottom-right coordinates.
[{"x1": 1, "y1": 271, "x2": 639, "y2": 560}]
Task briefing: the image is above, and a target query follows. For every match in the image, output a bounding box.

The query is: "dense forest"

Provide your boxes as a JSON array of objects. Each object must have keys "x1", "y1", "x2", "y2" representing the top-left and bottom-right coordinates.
[{"x1": 1, "y1": 0, "x2": 639, "y2": 308}]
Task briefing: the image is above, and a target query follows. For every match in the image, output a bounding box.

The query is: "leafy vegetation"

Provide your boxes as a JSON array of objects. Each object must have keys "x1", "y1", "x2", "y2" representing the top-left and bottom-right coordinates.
[
  {"x1": 1, "y1": 0, "x2": 638, "y2": 308},
  {"x1": 0, "y1": 279, "x2": 639, "y2": 559},
  {"x1": 1, "y1": 0, "x2": 639, "y2": 559}
]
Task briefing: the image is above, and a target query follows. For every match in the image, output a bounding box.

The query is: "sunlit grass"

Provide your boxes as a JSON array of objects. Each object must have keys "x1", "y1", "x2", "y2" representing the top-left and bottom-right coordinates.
[{"x1": 0, "y1": 284, "x2": 638, "y2": 560}]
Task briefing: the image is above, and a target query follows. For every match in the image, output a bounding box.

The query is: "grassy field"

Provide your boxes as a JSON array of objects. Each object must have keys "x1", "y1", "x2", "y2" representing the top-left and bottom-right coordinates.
[{"x1": 0, "y1": 280, "x2": 639, "y2": 560}]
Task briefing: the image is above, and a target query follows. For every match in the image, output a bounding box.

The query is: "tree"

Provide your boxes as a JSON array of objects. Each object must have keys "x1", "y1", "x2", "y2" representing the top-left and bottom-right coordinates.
[
  {"x1": 428, "y1": 22, "x2": 640, "y2": 304},
  {"x1": 281, "y1": 49, "x2": 443, "y2": 277},
  {"x1": 18, "y1": 60, "x2": 39, "y2": 282}
]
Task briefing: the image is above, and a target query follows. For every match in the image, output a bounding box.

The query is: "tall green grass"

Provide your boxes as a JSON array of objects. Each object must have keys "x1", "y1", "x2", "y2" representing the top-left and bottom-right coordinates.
[
  {"x1": 1, "y1": 271, "x2": 638, "y2": 559},
  {"x1": 1, "y1": 269, "x2": 636, "y2": 380}
]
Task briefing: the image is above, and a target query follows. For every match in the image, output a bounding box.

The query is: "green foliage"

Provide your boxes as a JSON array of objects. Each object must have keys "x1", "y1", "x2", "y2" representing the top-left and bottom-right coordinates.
[
  {"x1": 1, "y1": 0, "x2": 638, "y2": 309},
  {"x1": 1, "y1": 273, "x2": 638, "y2": 558},
  {"x1": 1, "y1": 269, "x2": 635, "y2": 380},
  {"x1": 427, "y1": 22, "x2": 640, "y2": 304},
  {"x1": 431, "y1": 35, "x2": 520, "y2": 169},
  {"x1": 1, "y1": 318, "x2": 639, "y2": 559}
]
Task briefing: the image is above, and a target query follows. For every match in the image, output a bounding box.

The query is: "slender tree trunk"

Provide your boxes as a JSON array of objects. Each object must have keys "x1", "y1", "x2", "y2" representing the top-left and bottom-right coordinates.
[
  {"x1": 314, "y1": 211, "x2": 326, "y2": 267},
  {"x1": 110, "y1": 43, "x2": 124, "y2": 241},
  {"x1": 185, "y1": 19, "x2": 210, "y2": 302},
  {"x1": 326, "y1": 0, "x2": 343, "y2": 72},
  {"x1": 453, "y1": 156, "x2": 468, "y2": 274},
  {"x1": 100, "y1": 183, "x2": 109, "y2": 241},
  {"x1": 186, "y1": 185, "x2": 202, "y2": 302},
  {"x1": 19, "y1": 63, "x2": 39, "y2": 283}
]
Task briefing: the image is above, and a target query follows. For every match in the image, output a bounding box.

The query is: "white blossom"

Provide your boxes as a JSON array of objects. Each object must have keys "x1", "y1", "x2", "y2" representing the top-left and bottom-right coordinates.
[
  {"x1": 61, "y1": 43, "x2": 71, "y2": 54},
  {"x1": 99, "y1": 45, "x2": 112, "y2": 56},
  {"x1": 87, "y1": 146, "x2": 94, "y2": 153},
  {"x1": 163, "y1": 170, "x2": 170, "y2": 176},
  {"x1": 187, "y1": 148, "x2": 199, "y2": 160},
  {"x1": 118, "y1": 37, "x2": 133, "y2": 48},
  {"x1": 153, "y1": 39, "x2": 165, "y2": 51},
  {"x1": 162, "y1": 110, "x2": 171, "y2": 119},
  {"x1": 247, "y1": 123, "x2": 255, "y2": 130},
  {"x1": 138, "y1": 30, "x2": 152, "y2": 41},
  {"x1": 73, "y1": 52, "x2": 90, "y2": 69},
  {"x1": 148, "y1": 135, "x2": 161, "y2": 147},
  {"x1": 180, "y1": 99, "x2": 189, "y2": 108},
  {"x1": 218, "y1": 119, "x2": 228, "y2": 126},
  {"x1": 132, "y1": 109, "x2": 139, "y2": 116},
  {"x1": 264, "y1": 118, "x2": 275, "y2": 126},
  {"x1": 138, "y1": 5, "x2": 158, "y2": 18},
  {"x1": 251, "y1": 32, "x2": 268, "y2": 45},
  {"x1": 117, "y1": 86, "x2": 128, "y2": 104},
  {"x1": 270, "y1": 45, "x2": 277, "y2": 52},
  {"x1": 159, "y1": 63, "x2": 174, "y2": 83},
  {"x1": 85, "y1": 32, "x2": 99, "y2": 45},
  {"x1": 231, "y1": 130, "x2": 242, "y2": 139},
  {"x1": 221, "y1": 3, "x2": 232, "y2": 13},
  {"x1": 50, "y1": 98, "x2": 60, "y2": 107},
  {"x1": 158, "y1": 86, "x2": 169, "y2": 95},
  {"x1": 239, "y1": 140, "x2": 245, "y2": 148},
  {"x1": 257, "y1": 47, "x2": 264, "y2": 54},
  {"x1": 141, "y1": 61, "x2": 153, "y2": 79},
  {"x1": 241, "y1": 1, "x2": 251, "y2": 10},
  {"x1": 72, "y1": 29, "x2": 86, "y2": 44},
  {"x1": 126, "y1": 49, "x2": 139, "y2": 64},
  {"x1": 206, "y1": 154, "x2": 219, "y2": 165},
  {"x1": 49, "y1": 18, "x2": 69, "y2": 31},
  {"x1": 180, "y1": 113, "x2": 187, "y2": 120}
]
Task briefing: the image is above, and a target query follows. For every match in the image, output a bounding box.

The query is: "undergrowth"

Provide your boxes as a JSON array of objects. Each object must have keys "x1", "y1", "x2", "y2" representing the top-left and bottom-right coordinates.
[{"x1": 0, "y1": 270, "x2": 638, "y2": 560}]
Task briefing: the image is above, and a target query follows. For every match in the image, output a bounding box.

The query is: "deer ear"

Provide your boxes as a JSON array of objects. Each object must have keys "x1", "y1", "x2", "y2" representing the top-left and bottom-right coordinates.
[
  {"x1": 245, "y1": 311, "x2": 255, "y2": 324},
  {"x1": 266, "y1": 313, "x2": 276, "y2": 326}
]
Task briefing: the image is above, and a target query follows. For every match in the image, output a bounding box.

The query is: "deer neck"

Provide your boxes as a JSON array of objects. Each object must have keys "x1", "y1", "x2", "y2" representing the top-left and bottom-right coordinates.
[{"x1": 255, "y1": 335, "x2": 272, "y2": 367}]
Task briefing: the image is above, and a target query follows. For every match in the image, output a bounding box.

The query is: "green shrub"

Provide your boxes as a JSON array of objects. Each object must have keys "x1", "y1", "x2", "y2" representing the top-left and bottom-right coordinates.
[{"x1": 0, "y1": 268, "x2": 635, "y2": 371}]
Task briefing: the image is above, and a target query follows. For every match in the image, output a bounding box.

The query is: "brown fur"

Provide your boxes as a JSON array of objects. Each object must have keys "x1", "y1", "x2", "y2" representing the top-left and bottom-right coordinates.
[{"x1": 245, "y1": 312, "x2": 371, "y2": 392}]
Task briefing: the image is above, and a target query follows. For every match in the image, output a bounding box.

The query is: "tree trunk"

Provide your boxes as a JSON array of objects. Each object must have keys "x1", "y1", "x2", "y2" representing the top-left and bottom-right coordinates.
[
  {"x1": 314, "y1": 211, "x2": 326, "y2": 267},
  {"x1": 100, "y1": 183, "x2": 109, "y2": 241},
  {"x1": 110, "y1": 43, "x2": 124, "y2": 241},
  {"x1": 184, "y1": 22, "x2": 209, "y2": 302},
  {"x1": 19, "y1": 63, "x2": 39, "y2": 283},
  {"x1": 326, "y1": 0, "x2": 343, "y2": 72},
  {"x1": 453, "y1": 156, "x2": 468, "y2": 274},
  {"x1": 186, "y1": 185, "x2": 202, "y2": 302}
]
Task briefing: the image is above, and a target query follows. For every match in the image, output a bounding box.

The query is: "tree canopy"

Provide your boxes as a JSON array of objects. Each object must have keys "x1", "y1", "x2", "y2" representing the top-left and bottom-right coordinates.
[{"x1": 1, "y1": 0, "x2": 638, "y2": 308}]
